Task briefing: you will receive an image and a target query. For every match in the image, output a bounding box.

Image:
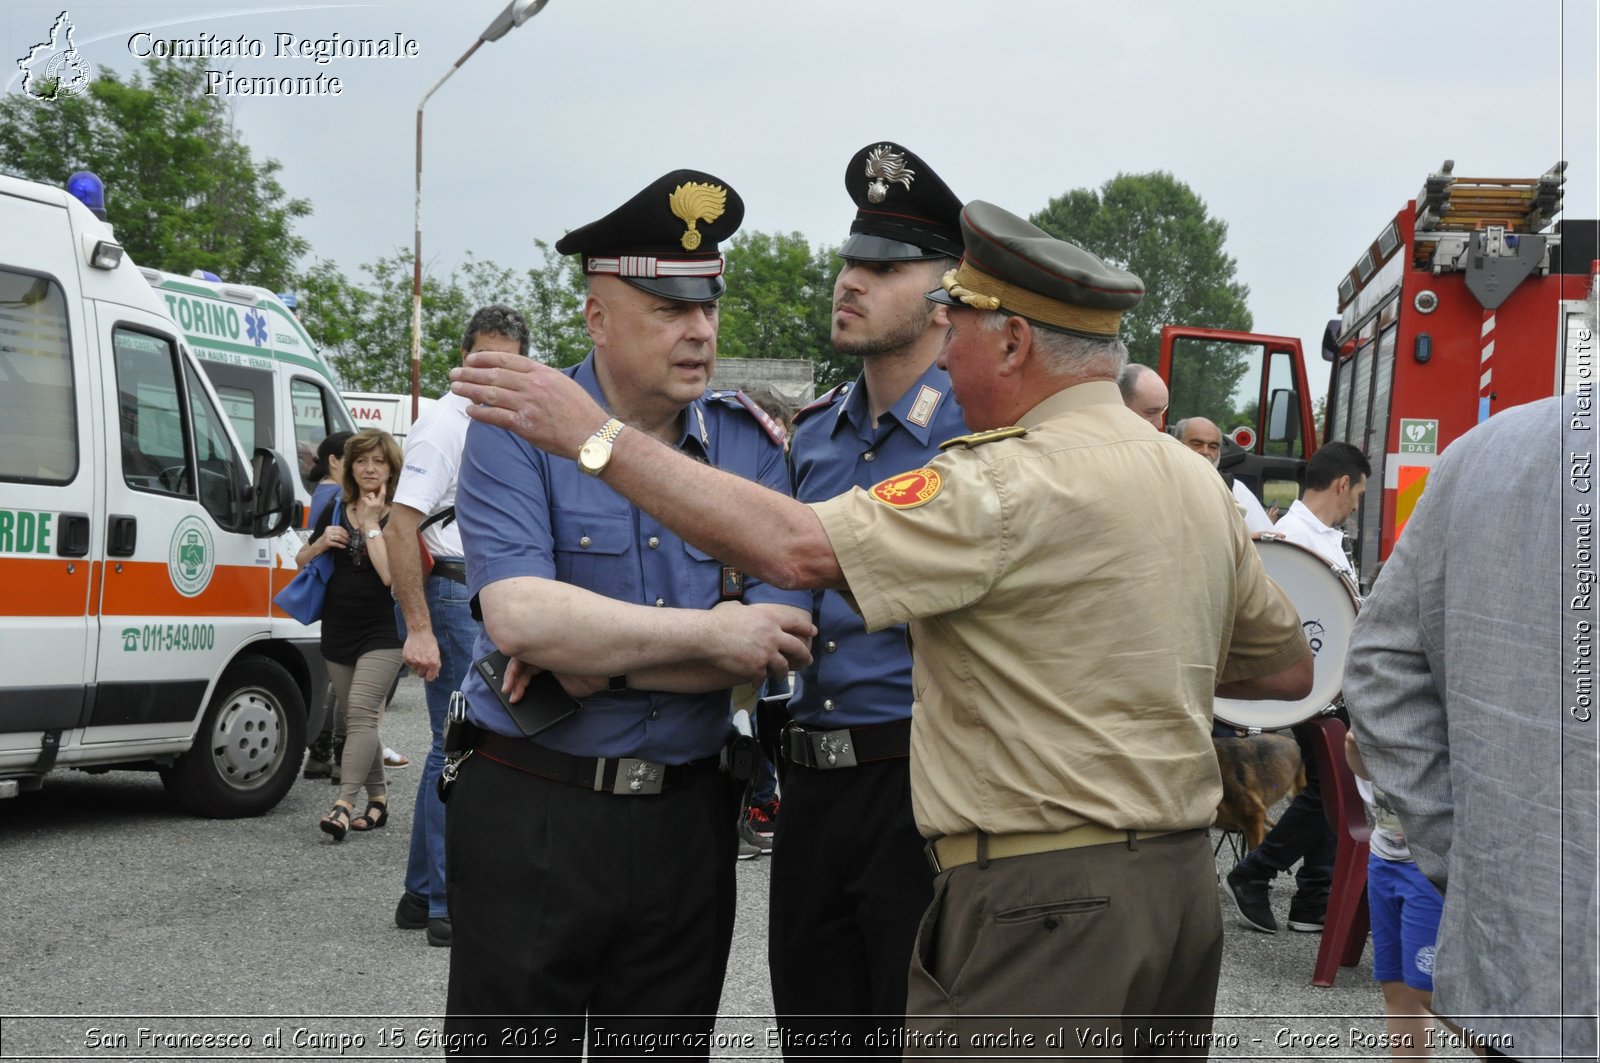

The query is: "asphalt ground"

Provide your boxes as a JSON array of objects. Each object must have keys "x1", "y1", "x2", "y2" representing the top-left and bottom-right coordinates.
[{"x1": 0, "y1": 675, "x2": 1479, "y2": 1061}]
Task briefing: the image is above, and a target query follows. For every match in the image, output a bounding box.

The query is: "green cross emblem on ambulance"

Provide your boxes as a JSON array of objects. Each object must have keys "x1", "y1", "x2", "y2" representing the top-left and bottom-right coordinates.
[{"x1": 168, "y1": 516, "x2": 215, "y2": 597}]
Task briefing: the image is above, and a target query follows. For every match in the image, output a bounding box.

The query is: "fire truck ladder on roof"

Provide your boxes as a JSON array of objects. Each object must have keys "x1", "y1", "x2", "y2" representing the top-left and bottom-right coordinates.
[{"x1": 1412, "y1": 160, "x2": 1566, "y2": 309}]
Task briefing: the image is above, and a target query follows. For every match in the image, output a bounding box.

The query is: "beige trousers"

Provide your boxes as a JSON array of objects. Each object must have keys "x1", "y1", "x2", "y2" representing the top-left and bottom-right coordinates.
[{"x1": 327, "y1": 648, "x2": 405, "y2": 809}]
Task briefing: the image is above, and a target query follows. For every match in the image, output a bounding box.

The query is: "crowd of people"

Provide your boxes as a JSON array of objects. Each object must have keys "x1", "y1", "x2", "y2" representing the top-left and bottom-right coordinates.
[{"x1": 287, "y1": 143, "x2": 1593, "y2": 1061}]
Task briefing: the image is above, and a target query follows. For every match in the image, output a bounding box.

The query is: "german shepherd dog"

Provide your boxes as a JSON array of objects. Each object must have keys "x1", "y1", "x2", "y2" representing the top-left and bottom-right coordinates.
[{"x1": 1213, "y1": 732, "x2": 1305, "y2": 851}]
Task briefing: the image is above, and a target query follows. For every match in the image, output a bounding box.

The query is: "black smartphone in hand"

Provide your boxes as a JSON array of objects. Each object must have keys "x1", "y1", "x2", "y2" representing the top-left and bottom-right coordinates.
[{"x1": 473, "y1": 650, "x2": 581, "y2": 739}]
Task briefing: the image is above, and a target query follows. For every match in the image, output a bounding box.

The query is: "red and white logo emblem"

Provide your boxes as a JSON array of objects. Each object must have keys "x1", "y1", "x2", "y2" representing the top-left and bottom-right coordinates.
[{"x1": 869, "y1": 468, "x2": 943, "y2": 509}]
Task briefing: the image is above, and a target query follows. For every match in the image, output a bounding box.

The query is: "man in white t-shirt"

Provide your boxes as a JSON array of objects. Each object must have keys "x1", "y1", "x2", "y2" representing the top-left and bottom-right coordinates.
[
  {"x1": 1176, "y1": 415, "x2": 1273, "y2": 534},
  {"x1": 1268, "y1": 440, "x2": 1369, "y2": 579},
  {"x1": 1225, "y1": 440, "x2": 1370, "y2": 936},
  {"x1": 383, "y1": 305, "x2": 530, "y2": 948}
]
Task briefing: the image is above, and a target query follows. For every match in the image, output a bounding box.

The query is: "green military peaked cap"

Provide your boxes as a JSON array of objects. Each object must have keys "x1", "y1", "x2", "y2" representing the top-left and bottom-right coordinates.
[{"x1": 926, "y1": 200, "x2": 1144, "y2": 337}]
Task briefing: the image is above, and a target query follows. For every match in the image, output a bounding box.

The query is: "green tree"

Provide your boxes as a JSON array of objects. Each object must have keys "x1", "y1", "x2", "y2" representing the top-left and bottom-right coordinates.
[
  {"x1": 1031, "y1": 172, "x2": 1253, "y2": 422},
  {"x1": 0, "y1": 58, "x2": 310, "y2": 288},
  {"x1": 719, "y1": 232, "x2": 843, "y2": 386},
  {"x1": 296, "y1": 243, "x2": 587, "y2": 395}
]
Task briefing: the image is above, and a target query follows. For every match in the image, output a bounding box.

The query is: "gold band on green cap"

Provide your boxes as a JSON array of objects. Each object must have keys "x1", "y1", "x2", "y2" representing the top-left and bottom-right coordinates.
[{"x1": 941, "y1": 263, "x2": 1125, "y2": 337}]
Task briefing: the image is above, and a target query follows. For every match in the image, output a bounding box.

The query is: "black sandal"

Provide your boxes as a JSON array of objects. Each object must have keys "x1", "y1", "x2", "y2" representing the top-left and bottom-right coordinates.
[
  {"x1": 319, "y1": 804, "x2": 352, "y2": 841},
  {"x1": 350, "y1": 801, "x2": 388, "y2": 831}
]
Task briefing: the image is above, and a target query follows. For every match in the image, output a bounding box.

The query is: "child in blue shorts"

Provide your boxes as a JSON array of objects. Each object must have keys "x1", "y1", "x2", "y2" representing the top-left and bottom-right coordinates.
[{"x1": 1347, "y1": 732, "x2": 1446, "y2": 1057}]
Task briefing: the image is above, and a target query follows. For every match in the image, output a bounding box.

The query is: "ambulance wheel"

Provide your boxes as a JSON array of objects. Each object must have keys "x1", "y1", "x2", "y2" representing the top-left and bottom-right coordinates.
[{"x1": 162, "y1": 658, "x2": 306, "y2": 818}]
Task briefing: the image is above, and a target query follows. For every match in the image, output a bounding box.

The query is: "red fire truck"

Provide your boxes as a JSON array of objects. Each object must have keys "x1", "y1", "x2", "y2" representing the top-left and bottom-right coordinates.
[{"x1": 1161, "y1": 161, "x2": 1597, "y2": 590}]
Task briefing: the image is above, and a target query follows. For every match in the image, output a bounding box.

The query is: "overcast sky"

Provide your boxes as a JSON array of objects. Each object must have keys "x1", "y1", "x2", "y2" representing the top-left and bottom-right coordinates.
[{"x1": 6, "y1": 0, "x2": 1597, "y2": 402}]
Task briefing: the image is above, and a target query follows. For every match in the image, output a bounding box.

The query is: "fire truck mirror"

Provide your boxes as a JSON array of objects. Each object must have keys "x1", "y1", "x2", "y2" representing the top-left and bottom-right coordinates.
[{"x1": 1267, "y1": 389, "x2": 1299, "y2": 445}]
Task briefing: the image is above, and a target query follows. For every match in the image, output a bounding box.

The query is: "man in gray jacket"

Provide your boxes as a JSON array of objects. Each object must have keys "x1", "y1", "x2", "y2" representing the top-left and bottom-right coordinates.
[{"x1": 1345, "y1": 384, "x2": 1598, "y2": 1061}]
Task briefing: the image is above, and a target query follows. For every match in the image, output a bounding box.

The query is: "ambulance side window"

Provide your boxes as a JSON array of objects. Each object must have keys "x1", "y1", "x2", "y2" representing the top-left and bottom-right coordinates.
[
  {"x1": 183, "y1": 360, "x2": 250, "y2": 533},
  {"x1": 0, "y1": 269, "x2": 76, "y2": 484},
  {"x1": 290, "y1": 377, "x2": 337, "y2": 486},
  {"x1": 113, "y1": 329, "x2": 190, "y2": 497}
]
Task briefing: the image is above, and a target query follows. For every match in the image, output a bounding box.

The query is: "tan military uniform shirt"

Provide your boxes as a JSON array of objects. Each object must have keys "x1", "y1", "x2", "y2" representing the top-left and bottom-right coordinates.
[{"x1": 810, "y1": 380, "x2": 1307, "y2": 839}]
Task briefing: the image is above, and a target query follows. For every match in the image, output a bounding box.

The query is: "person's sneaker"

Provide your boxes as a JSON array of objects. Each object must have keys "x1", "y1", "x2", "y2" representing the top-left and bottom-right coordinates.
[
  {"x1": 383, "y1": 746, "x2": 410, "y2": 769},
  {"x1": 746, "y1": 799, "x2": 779, "y2": 842},
  {"x1": 394, "y1": 892, "x2": 429, "y2": 930},
  {"x1": 302, "y1": 756, "x2": 334, "y2": 780},
  {"x1": 738, "y1": 814, "x2": 772, "y2": 858},
  {"x1": 426, "y1": 917, "x2": 452, "y2": 947},
  {"x1": 1287, "y1": 899, "x2": 1326, "y2": 933},
  {"x1": 1225, "y1": 866, "x2": 1278, "y2": 934}
]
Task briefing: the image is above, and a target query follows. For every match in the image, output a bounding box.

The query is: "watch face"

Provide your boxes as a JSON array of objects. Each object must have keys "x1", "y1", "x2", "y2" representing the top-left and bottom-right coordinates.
[{"x1": 579, "y1": 438, "x2": 610, "y2": 475}]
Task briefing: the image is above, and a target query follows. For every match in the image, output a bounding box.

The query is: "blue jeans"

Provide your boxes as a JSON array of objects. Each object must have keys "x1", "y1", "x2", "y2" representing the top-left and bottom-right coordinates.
[{"x1": 396, "y1": 569, "x2": 478, "y2": 920}]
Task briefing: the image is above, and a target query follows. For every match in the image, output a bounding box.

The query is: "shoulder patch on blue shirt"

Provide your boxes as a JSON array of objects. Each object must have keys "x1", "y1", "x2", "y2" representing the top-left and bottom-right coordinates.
[
  {"x1": 714, "y1": 390, "x2": 787, "y2": 447},
  {"x1": 792, "y1": 382, "x2": 849, "y2": 427}
]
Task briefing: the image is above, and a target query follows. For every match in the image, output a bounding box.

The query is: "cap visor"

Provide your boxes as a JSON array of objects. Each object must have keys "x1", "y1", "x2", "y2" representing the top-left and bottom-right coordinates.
[
  {"x1": 841, "y1": 233, "x2": 950, "y2": 262},
  {"x1": 624, "y1": 275, "x2": 726, "y2": 303},
  {"x1": 924, "y1": 286, "x2": 959, "y2": 306}
]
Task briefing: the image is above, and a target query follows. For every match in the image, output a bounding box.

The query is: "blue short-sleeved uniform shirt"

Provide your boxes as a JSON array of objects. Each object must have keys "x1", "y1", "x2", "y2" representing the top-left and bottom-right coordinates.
[
  {"x1": 787, "y1": 361, "x2": 966, "y2": 728},
  {"x1": 456, "y1": 353, "x2": 808, "y2": 763}
]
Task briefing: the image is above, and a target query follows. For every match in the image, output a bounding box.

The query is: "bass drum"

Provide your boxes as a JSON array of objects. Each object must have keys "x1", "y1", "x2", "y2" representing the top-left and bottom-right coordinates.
[{"x1": 1215, "y1": 536, "x2": 1360, "y2": 731}]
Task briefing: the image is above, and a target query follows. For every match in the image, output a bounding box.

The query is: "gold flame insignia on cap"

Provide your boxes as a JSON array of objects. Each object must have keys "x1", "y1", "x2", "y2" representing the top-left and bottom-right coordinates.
[
  {"x1": 669, "y1": 182, "x2": 727, "y2": 251},
  {"x1": 864, "y1": 145, "x2": 915, "y2": 204}
]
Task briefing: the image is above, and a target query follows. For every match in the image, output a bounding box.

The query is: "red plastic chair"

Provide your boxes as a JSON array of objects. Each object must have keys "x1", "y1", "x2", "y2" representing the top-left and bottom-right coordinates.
[{"x1": 1302, "y1": 715, "x2": 1373, "y2": 987}]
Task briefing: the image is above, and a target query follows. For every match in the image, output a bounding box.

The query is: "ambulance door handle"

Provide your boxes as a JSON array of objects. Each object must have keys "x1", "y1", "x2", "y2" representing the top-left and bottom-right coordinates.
[
  {"x1": 107, "y1": 515, "x2": 137, "y2": 557},
  {"x1": 58, "y1": 513, "x2": 91, "y2": 558}
]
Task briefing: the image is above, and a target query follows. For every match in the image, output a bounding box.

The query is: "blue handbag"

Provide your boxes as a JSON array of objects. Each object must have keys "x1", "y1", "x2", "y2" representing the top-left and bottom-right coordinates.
[{"x1": 274, "y1": 498, "x2": 341, "y2": 625}]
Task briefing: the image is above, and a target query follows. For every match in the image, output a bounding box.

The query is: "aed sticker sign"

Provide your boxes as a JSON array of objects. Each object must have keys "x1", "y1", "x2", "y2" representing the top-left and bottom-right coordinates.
[{"x1": 1399, "y1": 418, "x2": 1439, "y2": 455}]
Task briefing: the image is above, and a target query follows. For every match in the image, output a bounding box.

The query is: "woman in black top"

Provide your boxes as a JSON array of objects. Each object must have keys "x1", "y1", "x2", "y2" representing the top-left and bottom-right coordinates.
[{"x1": 297, "y1": 429, "x2": 406, "y2": 841}]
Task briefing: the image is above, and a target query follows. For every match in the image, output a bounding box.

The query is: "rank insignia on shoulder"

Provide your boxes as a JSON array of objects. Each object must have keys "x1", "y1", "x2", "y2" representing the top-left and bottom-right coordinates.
[
  {"x1": 939, "y1": 426, "x2": 1028, "y2": 450},
  {"x1": 792, "y1": 382, "x2": 848, "y2": 427},
  {"x1": 725, "y1": 390, "x2": 787, "y2": 447},
  {"x1": 869, "y1": 467, "x2": 942, "y2": 509}
]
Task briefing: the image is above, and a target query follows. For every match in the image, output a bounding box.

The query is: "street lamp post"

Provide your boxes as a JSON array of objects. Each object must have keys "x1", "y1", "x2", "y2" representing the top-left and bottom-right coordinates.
[{"x1": 411, "y1": 0, "x2": 551, "y2": 420}]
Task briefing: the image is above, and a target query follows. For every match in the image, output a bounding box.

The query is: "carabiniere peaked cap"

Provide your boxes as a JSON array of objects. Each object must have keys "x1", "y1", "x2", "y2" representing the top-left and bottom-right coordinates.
[
  {"x1": 555, "y1": 169, "x2": 744, "y2": 303},
  {"x1": 840, "y1": 142, "x2": 964, "y2": 262},
  {"x1": 927, "y1": 200, "x2": 1145, "y2": 338}
]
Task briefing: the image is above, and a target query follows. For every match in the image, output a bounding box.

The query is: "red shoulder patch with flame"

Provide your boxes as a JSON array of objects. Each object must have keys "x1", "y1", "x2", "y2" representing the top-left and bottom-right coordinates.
[{"x1": 869, "y1": 468, "x2": 943, "y2": 509}]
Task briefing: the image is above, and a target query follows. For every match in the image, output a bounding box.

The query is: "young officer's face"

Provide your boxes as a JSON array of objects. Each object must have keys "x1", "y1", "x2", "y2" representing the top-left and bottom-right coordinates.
[
  {"x1": 587, "y1": 277, "x2": 719, "y2": 410},
  {"x1": 831, "y1": 258, "x2": 943, "y2": 358}
]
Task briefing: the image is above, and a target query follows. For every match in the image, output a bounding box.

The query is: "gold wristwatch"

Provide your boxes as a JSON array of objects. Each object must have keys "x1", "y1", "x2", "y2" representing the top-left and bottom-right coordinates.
[{"x1": 578, "y1": 418, "x2": 625, "y2": 477}]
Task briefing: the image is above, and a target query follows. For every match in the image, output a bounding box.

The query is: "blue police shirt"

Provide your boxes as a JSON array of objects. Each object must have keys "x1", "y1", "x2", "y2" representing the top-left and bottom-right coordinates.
[
  {"x1": 787, "y1": 361, "x2": 967, "y2": 728},
  {"x1": 456, "y1": 353, "x2": 808, "y2": 763}
]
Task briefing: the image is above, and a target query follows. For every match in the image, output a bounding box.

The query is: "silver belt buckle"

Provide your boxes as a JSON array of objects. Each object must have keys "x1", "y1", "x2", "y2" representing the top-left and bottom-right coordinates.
[
  {"x1": 807, "y1": 729, "x2": 858, "y2": 769},
  {"x1": 605, "y1": 757, "x2": 664, "y2": 795}
]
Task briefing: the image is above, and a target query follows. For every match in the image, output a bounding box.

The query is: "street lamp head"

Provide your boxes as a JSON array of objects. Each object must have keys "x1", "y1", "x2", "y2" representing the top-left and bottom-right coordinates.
[{"x1": 481, "y1": 0, "x2": 550, "y2": 42}]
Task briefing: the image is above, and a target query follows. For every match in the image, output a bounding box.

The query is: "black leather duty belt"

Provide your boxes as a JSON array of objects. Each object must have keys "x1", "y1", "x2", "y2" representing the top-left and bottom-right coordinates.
[
  {"x1": 783, "y1": 718, "x2": 911, "y2": 769},
  {"x1": 431, "y1": 559, "x2": 468, "y2": 584},
  {"x1": 474, "y1": 731, "x2": 719, "y2": 796}
]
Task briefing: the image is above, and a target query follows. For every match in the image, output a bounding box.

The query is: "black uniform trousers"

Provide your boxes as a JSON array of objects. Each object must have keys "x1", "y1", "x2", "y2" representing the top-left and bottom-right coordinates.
[
  {"x1": 768, "y1": 755, "x2": 934, "y2": 1059},
  {"x1": 1235, "y1": 723, "x2": 1335, "y2": 910},
  {"x1": 443, "y1": 750, "x2": 739, "y2": 1061}
]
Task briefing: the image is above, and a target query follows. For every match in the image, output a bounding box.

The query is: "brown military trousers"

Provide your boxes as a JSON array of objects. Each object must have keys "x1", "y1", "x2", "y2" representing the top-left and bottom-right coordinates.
[{"x1": 904, "y1": 828, "x2": 1222, "y2": 1060}]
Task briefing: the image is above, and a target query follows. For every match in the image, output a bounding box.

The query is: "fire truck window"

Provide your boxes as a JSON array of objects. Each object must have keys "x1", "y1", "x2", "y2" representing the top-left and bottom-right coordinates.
[
  {"x1": 290, "y1": 377, "x2": 333, "y2": 484},
  {"x1": 112, "y1": 328, "x2": 191, "y2": 498},
  {"x1": 1262, "y1": 350, "x2": 1302, "y2": 458},
  {"x1": 1167, "y1": 336, "x2": 1265, "y2": 445},
  {"x1": 0, "y1": 270, "x2": 76, "y2": 484},
  {"x1": 184, "y1": 360, "x2": 250, "y2": 533}
]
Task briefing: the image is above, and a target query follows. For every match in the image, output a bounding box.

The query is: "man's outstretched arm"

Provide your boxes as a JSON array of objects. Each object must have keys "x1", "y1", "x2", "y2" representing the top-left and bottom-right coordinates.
[{"x1": 451, "y1": 352, "x2": 844, "y2": 591}]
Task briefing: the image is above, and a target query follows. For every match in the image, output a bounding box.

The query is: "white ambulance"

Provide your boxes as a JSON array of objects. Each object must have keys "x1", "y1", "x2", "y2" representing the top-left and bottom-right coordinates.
[
  {"x1": 0, "y1": 172, "x2": 325, "y2": 816},
  {"x1": 143, "y1": 270, "x2": 357, "y2": 524}
]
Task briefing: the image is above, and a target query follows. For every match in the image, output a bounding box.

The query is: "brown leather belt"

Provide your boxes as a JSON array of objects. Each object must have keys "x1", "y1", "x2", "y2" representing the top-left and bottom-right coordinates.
[
  {"x1": 927, "y1": 825, "x2": 1193, "y2": 873},
  {"x1": 474, "y1": 731, "x2": 718, "y2": 796},
  {"x1": 783, "y1": 718, "x2": 910, "y2": 769}
]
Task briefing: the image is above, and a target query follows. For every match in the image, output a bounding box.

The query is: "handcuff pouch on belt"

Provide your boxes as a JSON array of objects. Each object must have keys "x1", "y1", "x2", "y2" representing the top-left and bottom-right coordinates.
[{"x1": 721, "y1": 729, "x2": 757, "y2": 783}]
